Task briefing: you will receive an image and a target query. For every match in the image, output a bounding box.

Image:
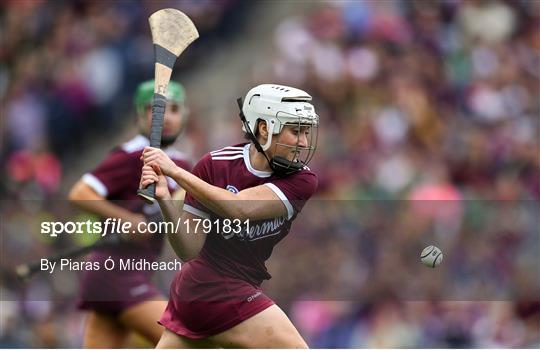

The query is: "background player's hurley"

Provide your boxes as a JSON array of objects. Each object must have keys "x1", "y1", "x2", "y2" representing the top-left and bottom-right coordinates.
[{"x1": 137, "y1": 8, "x2": 198, "y2": 202}]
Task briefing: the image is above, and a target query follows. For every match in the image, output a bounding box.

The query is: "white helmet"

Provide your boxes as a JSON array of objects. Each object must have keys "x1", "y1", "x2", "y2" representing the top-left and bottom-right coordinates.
[{"x1": 242, "y1": 84, "x2": 319, "y2": 151}]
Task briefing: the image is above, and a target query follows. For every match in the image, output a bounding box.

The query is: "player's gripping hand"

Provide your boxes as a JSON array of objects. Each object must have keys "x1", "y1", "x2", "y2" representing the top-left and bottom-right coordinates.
[
  {"x1": 142, "y1": 147, "x2": 178, "y2": 177},
  {"x1": 140, "y1": 164, "x2": 171, "y2": 200}
]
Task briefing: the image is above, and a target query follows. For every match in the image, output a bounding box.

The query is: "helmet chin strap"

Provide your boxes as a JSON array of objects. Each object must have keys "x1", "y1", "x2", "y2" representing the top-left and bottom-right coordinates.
[{"x1": 237, "y1": 98, "x2": 303, "y2": 176}]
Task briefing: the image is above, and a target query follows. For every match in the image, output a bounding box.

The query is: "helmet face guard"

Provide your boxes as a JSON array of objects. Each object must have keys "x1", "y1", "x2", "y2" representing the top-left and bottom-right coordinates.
[{"x1": 270, "y1": 112, "x2": 319, "y2": 174}]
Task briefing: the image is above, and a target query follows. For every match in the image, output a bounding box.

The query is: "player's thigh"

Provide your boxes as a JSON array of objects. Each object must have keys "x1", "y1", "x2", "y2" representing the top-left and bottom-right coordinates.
[
  {"x1": 156, "y1": 328, "x2": 215, "y2": 349},
  {"x1": 209, "y1": 304, "x2": 308, "y2": 349},
  {"x1": 84, "y1": 311, "x2": 128, "y2": 349},
  {"x1": 118, "y1": 299, "x2": 167, "y2": 345}
]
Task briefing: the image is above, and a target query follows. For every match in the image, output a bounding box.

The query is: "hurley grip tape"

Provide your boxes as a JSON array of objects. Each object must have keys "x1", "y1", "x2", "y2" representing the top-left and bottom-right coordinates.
[
  {"x1": 149, "y1": 93, "x2": 167, "y2": 147},
  {"x1": 154, "y1": 44, "x2": 177, "y2": 69}
]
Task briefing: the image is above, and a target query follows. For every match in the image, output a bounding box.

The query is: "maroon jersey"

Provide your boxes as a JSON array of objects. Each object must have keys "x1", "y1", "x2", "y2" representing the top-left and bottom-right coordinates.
[
  {"x1": 81, "y1": 134, "x2": 192, "y2": 257},
  {"x1": 183, "y1": 143, "x2": 317, "y2": 285}
]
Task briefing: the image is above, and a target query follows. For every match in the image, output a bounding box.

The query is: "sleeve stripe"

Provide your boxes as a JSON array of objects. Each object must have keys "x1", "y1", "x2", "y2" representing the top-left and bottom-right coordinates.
[
  {"x1": 265, "y1": 183, "x2": 294, "y2": 220},
  {"x1": 82, "y1": 173, "x2": 108, "y2": 197},
  {"x1": 210, "y1": 150, "x2": 243, "y2": 156},
  {"x1": 212, "y1": 155, "x2": 244, "y2": 160},
  {"x1": 183, "y1": 204, "x2": 211, "y2": 219},
  {"x1": 210, "y1": 146, "x2": 243, "y2": 154}
]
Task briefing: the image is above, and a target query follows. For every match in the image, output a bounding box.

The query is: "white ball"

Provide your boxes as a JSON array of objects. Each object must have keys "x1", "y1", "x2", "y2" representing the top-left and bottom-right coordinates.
[{"x1": 420, "y1": 245, "x2": 443, "y2": 268}]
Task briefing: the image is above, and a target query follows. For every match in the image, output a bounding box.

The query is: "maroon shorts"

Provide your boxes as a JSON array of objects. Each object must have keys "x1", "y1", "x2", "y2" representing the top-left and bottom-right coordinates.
[
  {"x1": 77, "y1": 252, "x2": 163, "y2": 315},
  {"x1": 159, "y1": 258, "x2": 274, "y2": 339}
]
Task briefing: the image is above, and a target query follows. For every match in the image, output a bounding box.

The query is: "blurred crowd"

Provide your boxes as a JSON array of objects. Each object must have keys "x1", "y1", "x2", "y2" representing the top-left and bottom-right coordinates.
[
  {"x1": 261, "y1": 0, "x2": 539, "y2": 347},
  {"x1": 266, "y1": 198, "x2": 539, "y2": 348},
  {"x1": 268, "y1": 0, "x2": 539, "y2": 202},
  {"x1": 1, "y1": 0, "x2": 247, "y2": 199},
  {"x1": 1, "y1": 0, "x2": 539, "y2": 348}
]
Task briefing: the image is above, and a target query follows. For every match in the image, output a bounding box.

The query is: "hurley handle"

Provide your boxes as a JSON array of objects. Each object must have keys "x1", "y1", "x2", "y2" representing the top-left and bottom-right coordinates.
[{"x1": 137, "y1": 93, "x2": 167, "y2": 203}]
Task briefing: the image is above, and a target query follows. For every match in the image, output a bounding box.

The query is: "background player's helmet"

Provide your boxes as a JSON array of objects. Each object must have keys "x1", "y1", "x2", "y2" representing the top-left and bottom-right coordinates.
[
  {"x1": 241, "y1": 84, "x2": 319, "y2": 173},
  {"x1": 134, "y1": 80, "x2": 186, "y2": 116}
]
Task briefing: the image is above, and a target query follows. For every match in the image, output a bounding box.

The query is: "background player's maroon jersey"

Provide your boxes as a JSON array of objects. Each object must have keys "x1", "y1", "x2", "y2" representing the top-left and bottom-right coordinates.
[
  {"x1": 78, "y1": 135, "x2": 192, "y2": 311},
  {"x1": 81, "y1": 134, "x2": 192, "y2": 257},
  {"x1": 184, "y1": 143, "x2": 317, "y2": 285}
]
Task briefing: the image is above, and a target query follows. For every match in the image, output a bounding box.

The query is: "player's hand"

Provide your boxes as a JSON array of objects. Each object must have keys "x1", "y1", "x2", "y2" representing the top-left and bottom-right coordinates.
[
  {"x1": 142, "y1": 147, "x2": 178, "y2": 177},
  {"x1": 140, "y1": 164, "x2": 171, "y2": 200}
]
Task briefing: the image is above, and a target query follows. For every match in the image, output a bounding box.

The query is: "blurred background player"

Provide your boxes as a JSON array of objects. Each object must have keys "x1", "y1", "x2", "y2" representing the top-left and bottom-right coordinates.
[
  {"x1": 68, "y1": 80, "x2": 192, "y2": 348},
  {"x1": 140, "y1": 84, "x2": 319, "y2": 348}
]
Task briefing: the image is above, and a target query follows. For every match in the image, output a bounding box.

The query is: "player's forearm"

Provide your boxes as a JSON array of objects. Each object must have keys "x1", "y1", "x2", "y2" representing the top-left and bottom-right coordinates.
[
  {"x1": 75, "y1": 200, "x2": 137, "y2": 222},
  {"x1": 156, "y1": 196, "x2": 179, "y2": 225},
  {"x1": 156, "y1": 199, "x2": 188, "y2": 259},
  {"x1": 167, "y1": 229, "x2": 201, "y2": 261},
  {"x1": 156, "y1": 202, "x2": 203, "y2": 261},
  {"x1": 68, "y1": 181, "x2": 140, "y2": 222},
  {"x1": 169, "y1": 167, "x2": 250, "y2": 219}
]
